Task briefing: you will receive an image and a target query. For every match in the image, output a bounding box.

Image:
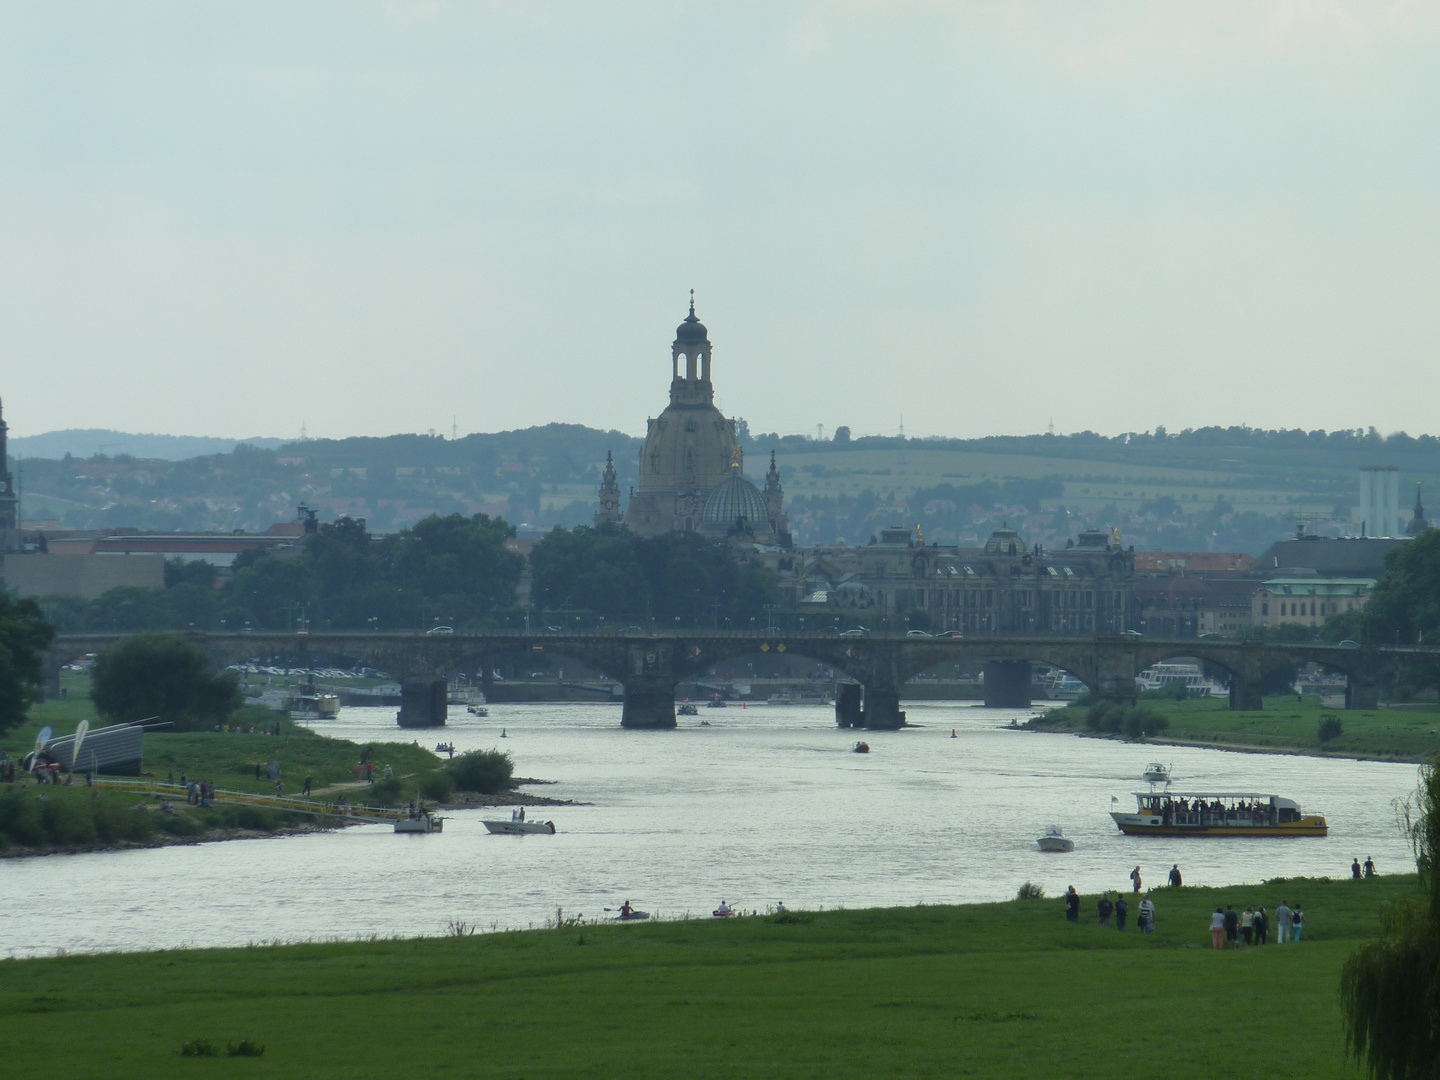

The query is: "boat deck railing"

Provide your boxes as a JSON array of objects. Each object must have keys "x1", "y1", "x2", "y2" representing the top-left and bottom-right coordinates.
[{"x1": 86, "y1": 776, "x2": 408, "y2": 825}]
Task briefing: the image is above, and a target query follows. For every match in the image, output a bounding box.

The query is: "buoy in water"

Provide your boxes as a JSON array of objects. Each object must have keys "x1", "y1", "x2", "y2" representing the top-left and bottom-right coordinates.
[
  {"x1": 501, "y1": 728, "x2": 507, "y2": 738},
  {"x1": 951, "y1": 729, "x2": 957, "y2": 738}
]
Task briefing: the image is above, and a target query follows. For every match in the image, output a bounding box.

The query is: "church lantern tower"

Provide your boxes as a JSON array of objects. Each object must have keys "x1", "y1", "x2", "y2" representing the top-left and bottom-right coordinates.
[{"x1": 764, "y1": 450, "x2": 789, "y2": 540}]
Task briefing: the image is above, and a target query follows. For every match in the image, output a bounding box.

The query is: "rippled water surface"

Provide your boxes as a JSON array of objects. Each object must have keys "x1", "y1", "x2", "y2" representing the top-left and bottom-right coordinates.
[{"x1": 0, "y1": 701, "x2": 1421, "y2": 957}]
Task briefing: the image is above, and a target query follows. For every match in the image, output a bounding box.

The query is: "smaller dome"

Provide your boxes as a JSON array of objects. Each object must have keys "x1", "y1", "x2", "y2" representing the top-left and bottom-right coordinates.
[
  {"x1": 675, "y1": 298, "x2": 709, "y2": 345},
  {"x1": 701, "y1": 472, "x2": 769, "y2": 529}
]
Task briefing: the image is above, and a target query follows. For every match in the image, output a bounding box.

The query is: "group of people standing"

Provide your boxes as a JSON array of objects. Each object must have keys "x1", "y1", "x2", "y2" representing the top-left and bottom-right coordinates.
[
  {"x1": 1065, "y1": 886, "x2": 1157, "y2": 933},
  {"x1": 1210, "y1": 900, "x2": 1302, "y2": 949}
]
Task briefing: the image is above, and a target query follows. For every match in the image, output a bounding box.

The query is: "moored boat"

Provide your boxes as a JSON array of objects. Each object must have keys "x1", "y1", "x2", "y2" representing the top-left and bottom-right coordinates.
[
  {"x1": 1111, "y1": 791, "x2": 1328, "y2": 837},
  {"x1": 1036, "y1": 825, "x2": 1074, "y2": 852},
  {"x1": 395, "y1": 812, "x2": 444, "y2": 833}
]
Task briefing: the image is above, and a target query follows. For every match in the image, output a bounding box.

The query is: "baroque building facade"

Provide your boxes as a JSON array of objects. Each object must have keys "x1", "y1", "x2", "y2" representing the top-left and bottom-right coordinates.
[
  {"x1": 599, "y1": 299, "x2": 789, "y2": 547},
  {"x1": 799, "y1": 525, "x2": 1139, "y2": 634}
]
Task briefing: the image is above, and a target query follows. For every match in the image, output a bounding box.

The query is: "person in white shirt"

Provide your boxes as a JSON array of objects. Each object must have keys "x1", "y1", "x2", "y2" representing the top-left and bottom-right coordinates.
[{"x1": 1138, "y1": 894, "x2": 1156, "y2": 934}]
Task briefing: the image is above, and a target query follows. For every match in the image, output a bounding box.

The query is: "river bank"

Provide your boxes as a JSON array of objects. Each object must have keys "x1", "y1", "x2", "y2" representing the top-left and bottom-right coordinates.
[
  {"x1": 0, "y1": 873, "x2": 1413, "y2": 1078},
  {"x1": 1026, "y1": 694, "x2": 1440, "y2": 763}
]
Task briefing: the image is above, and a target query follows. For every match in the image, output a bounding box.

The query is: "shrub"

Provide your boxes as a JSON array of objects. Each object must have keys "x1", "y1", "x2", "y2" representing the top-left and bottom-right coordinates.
[
  {"x1": 418, "y1": 769, "x2": 455, "y2": 801},
  {"x1": 366, "y1": 776, "x2": 404, "y2": 804},
  {"x1": 1319, "y1": 715, "x2": 1344, "y2": 743},
  {"x1": 1085, "y1": 703, "x2": 1109, "y2": 731},
  {"x1": 1016, "y1": 881, "x2": 1046, "y2": 900},
  {"x1": 178, "y1": 1040, "x2": 218, "y2": 1057},
  {"x1": 226, "y1": 1039, "x2": 265, "y2": 1058},
  {"x1": 1121, "y1": 707, "x2": 1168, "y2": 740},
  {"x1": 447, "y1": 750, "x2": 514, "y2": 794}
]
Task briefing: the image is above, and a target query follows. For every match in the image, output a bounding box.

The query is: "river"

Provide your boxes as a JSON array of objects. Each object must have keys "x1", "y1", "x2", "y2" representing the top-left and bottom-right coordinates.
[{"x1": 0, "y1": 701, "x2": 1420, "y2": 958}]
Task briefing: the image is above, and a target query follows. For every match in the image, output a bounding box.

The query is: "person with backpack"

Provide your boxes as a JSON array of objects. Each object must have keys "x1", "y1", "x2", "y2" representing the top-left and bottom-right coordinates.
[
  {"x1": 1115, "y1": 894, "x2": 1129, "y2": 931},
  {"x1": 1097, "y1": 892, "x2": 1113, "y2": 927},
  {"x1": 1064, "y1": 886, "x2": 1080, "y2": 923}
]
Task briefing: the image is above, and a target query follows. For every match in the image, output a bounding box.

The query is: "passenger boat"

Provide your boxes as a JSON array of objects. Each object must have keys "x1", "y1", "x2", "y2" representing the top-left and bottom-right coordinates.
[
  {"x1": 395, "y1": 812, "x2": 444, "y2": 834},
  {"x1": 1134, "y1": 662, "x2": 1227, "y2": 698},
  {"x1": 1110, "y1": 791, "x2": 1328, "y2": 837},
  {"x1": 286, "y1": 689, "x2": 341, "y2": 720},
  {"x1": 482, "y1": 816, "x2": 557, "y2": 835},
  {"x1": 1036, "y1": 825, "x2": 1074, "y2": 852}
]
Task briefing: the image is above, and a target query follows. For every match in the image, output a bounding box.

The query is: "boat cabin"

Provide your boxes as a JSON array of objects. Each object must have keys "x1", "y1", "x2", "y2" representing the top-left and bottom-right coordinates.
[{"x1": 1133, "y1": 792, "x2": 1305, "y2": 828}]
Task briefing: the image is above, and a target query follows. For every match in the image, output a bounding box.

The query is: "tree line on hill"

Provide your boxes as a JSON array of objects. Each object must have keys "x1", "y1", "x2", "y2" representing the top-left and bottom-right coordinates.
[{"x1": 34, "y1": 515, "x2": 780, "y2": 635}]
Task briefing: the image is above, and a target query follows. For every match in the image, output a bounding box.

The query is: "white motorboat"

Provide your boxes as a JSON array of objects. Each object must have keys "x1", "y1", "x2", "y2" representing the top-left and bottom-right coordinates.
[
  {"x1": 1036, "y1": 825, "x2": 1074, "y2": 852},
  {"x1": 482, "y1": 816, "x2": 557, "y2": 835},
  {"x1": 395, "y1": 813, "x2": 443, "y2": 834},
  {"x1": 1142, "y1": 762, "x2": 1171, "y2": 784},
  {"x1": 467, "y1": 704, "x2": 489, "y2": 717}
]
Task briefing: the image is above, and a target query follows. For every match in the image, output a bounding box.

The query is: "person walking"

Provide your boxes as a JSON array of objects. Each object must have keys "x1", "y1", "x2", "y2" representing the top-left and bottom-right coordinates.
[
  {"x1": 1115, "y1": 894, "x2": 1129, "y2": 931},
  {"x1": 1138, "y1": 893, "x2": 1156, "y2": 934},
  {"x1": 1292, "y1": 905, "x2": 1304, "y2": 942},
  {"x1": 1363, "y1": 856, "x2": 1377, "y2": 878},
  {"x1": 1352, "y1": 858, "x2": 1362, "y2": 879},
  {"x1": 1097, "y1": 892, "x2": 1113, "y2": 927},
  {"x1": 1223, "y1": 904, "x2": 1239, "y2": 948},
  {"x1": 1168, "y1": 864, "x2": 1182, "y2": 888},
  {"x1": 302, "y1": 775, "x2": 313, "y2": 797},
  {"x1": 1064, "y1": 886, "x2": 1080, "y2": 923},
  {"x1": 1210, "y1": 907, "x2": 1226, "y2": 950},
  {"x1": 1275, "y1": 900, "x2": 1293, "y2": 943},
  {"x1": 1130, "y1": 866, "x2": 1143, "y2": 893}
]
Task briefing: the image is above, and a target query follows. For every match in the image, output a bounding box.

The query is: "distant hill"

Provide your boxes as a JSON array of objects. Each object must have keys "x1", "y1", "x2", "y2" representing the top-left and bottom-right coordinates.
[{"x1": 10, "y1": 429, "x2": 287, "y2": 461}]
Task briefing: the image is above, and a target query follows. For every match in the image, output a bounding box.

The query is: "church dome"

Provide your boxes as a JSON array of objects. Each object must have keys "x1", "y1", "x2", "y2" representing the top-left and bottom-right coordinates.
[
  {"x1": 675, "y1": 301, "x2": 709, "y2": 345},
  {"x1": 701, "y1": 472, "x2": 769, "y2": 528}
]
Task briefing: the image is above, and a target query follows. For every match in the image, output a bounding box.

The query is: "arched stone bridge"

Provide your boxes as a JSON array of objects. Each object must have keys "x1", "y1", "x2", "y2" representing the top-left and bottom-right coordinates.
[{"x1": 48, "y1": 630, "x2": 1432, "y2": 730}]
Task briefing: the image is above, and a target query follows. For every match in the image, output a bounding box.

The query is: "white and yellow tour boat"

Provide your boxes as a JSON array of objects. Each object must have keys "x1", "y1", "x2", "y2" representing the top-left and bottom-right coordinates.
[{"x1": 1110, "y1": 791, "x2": 1328, "y2": 837}]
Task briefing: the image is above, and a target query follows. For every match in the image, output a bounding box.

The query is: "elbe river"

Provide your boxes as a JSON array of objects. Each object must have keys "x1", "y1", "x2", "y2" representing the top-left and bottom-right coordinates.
[{"x1": 0, "y1": 702, "x2": 1421, "y2": 958}]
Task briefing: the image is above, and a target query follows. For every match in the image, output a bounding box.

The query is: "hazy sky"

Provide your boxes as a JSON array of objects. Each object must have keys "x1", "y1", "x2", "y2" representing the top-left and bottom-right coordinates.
[{"x1": 2, "y1": 1, "x2": 1438, "y2": 442}]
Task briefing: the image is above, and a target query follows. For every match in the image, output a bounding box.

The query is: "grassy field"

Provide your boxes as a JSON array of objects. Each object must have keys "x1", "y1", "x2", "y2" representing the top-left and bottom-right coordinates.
[
  {"x1": 0, "y1": 874, "x2": 1411, "y2": 1078},
  {"x1": 1039, "y1": 694, "x2": 1440, "y2": 761},
  {"x1": 5, "y1": 672, "x2": 443, "y2": 797}
]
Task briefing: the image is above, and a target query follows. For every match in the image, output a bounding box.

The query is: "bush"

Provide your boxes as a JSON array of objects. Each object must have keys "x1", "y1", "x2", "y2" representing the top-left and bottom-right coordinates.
[
  {"x1": 366, "y1": 776, "x2": 404, "y2": 804},
  {"x1": 92, "y1": 632, "x2": 243, "y2": 731},
  {"x1": 1016, "y1": 882, "x2": 1046, "y2": 901},
  {"x1": 418, "y1": 769, "x2": 455, "y2": 801},
  {"x1": 1319, "y1": 715, "x2": 1344, "y2": 743},
  {"x1": 1085, "y1": 703, "x2": 1109, "y2": 731},
  {"x1": 1121, "y1": 707, "x2": 1167, "y2": 741},
  {"x1": 447, "y1": 750, "x2": 514, "y2": 794}
]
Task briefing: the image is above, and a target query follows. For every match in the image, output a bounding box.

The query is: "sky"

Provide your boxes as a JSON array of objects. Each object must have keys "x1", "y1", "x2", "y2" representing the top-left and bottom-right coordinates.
[{"x1": 1, "y1": 1, "x2": 1438, "y2": 443}]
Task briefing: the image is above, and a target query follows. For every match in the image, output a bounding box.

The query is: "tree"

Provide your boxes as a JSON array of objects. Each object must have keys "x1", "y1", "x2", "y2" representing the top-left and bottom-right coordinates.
[
  {"x1": 1342, "y1": 759, "x2": 1440, "y2": 1078},
  {"x1": 91, "y1": 633, "x2": 243, "y2": 731},
  {"x1": 1360, "y1": 530, "x2": 1440, "y2": 647},
  {"x1": 0, "y1": 592, "x2": 56, "y2": 734},
  {"x1": 833, "y1": 426, "x2": 851, "y2": 444}
]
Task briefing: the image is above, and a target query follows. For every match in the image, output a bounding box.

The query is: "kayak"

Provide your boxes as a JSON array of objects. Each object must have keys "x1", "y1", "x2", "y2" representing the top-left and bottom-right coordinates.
[{"x1": 615, "y1": 910, "x2": 650, "y2": 921}]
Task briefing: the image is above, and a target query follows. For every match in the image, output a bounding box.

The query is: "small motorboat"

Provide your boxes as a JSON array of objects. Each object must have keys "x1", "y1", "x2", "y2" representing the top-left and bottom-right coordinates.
[
  {"x1": 1036, "y1": 825, "x2": 1074, "y2": 852},
  {"x1": 467, "y1": 704, "x2": 489, "y2": 717},
  {"x1": 1142, "y1": 762, "x2": 1171, "y2": 785},
  {"x1": 706, "y1": 698, "x2": 728, "y2": 708},
  {"x1": 434, "y1": 742, "x2": 456, "y2": 754},
  {"x1": 482, "y1": 816, "x2": 557, "y2": 835},
  {"x1": 677, "y1": 702, "x2": 698, "y2": 716},
  {"x1": 395, "y1": 812, "x2": 444, "y2": 834},
  {"x1": 712, "y1": 904, "x2": 736, "y2": 918},
  {"x1": 853, "y1": 741, "x2": 870, "y2": 754}
]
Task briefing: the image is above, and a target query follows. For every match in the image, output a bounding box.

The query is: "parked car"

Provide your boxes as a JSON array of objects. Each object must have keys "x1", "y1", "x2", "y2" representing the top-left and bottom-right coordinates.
[
  {"x1": 939, "y1": 630, "x2": 964, "y2": 639},
  {"x1": 842, "y1": 628, "x2": 869, "y2": 636},
  {"x1": 1339, "y1": 639, "x2": 1361, "y2": 649},
  {"x1": 426, "y1": 625, "x2": 454, "y2": 635},
  {"x1": 906, "y1": 629, "x2": 931, "y2": 637}
]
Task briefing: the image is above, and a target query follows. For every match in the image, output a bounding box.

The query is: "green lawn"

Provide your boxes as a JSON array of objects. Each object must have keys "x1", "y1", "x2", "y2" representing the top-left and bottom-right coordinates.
[
  {"x1": 0, "y1": 875, "x2": 1407, "y2": 1078},
  {"x1": 6, "y1": 672, "x2": 442, "y2": 797},
  {"x1": 1041, "y1": 694, "x2": 1440, "y2": 761}
]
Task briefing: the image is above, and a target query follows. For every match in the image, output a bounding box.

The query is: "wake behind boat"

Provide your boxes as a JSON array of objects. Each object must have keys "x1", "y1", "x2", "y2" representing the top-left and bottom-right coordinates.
[{"x1": 1111, "y1": 791, "x2": 1328, "y2": 837}]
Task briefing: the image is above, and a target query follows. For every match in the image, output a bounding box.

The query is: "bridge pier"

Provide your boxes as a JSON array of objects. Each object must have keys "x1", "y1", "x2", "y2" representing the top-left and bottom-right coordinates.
[
  {"x1": 397, "y1": 678, "x2": 448, "y2": 728},
  {"x1": 835, "y1": 683, "x2": 863, "y2": 728},
  {"x1": 620, "y1": 675, "x2": 677, "y2": 729},
  {"x1": 1345, "y1": 677, "x2": 1379, "y2": 711},
  {"x1": 860, "y1": 684, "x2": 905, "y2": 730},
  {"x1": 983, "y1": 661, "x2": 1032, "y2": 708},
  {"x1": 1229, "y1": 680, "x2": 1264, "y2": 712}
]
